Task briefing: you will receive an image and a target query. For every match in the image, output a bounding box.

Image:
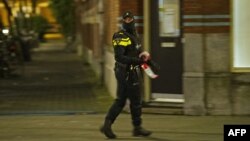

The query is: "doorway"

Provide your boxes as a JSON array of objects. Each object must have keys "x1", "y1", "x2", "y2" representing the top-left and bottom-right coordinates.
[{"x1": 150, "y1": 0, "x2": 183, "y2": 102}]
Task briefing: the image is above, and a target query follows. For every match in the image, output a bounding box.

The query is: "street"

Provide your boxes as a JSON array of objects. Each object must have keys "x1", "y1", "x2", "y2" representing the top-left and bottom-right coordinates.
[{"x1": 1, "y1": 113, "x2": 250, "y2": 141}]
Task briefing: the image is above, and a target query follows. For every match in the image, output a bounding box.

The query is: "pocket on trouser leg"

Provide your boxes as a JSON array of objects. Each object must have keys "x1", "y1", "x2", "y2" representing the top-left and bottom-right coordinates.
[
  {"x1": 114, "y1": 66, "x2": 127, "y2": 81},
  {"x1": 128, "y1": 70, "x2": 139, "y2": 86}
]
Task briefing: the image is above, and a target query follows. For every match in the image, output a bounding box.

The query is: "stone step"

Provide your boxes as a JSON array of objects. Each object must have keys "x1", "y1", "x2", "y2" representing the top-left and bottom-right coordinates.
[
  {"x1": 142, "y1": 107, "x2": 184, "y2": 115},
  {"x1": 123, "y1": 101, "x2": 184, "y2": 115}
]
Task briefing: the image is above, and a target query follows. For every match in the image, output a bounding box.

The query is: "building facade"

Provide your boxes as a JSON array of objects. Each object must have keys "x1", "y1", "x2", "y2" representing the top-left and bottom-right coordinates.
[{"x1": 76, "y1": 0, "x2": 250, "y2": 116}]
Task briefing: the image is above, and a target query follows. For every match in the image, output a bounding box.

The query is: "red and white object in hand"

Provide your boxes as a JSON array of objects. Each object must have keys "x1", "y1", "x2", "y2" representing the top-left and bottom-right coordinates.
[{"x1": 141, "y1": 63, "x2": 159, "y2": 79}]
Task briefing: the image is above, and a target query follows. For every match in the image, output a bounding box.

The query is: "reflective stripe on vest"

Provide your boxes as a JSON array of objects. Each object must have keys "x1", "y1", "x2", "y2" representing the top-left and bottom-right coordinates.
[{"x1": 113, "y1": 37, "x2": 132, "y2": 46}]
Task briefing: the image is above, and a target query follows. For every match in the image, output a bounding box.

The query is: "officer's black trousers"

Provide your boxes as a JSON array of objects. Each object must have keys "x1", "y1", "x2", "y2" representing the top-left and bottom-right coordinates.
[{"x1": 105, "y1": 66, "x2": 142, "y2": 126}]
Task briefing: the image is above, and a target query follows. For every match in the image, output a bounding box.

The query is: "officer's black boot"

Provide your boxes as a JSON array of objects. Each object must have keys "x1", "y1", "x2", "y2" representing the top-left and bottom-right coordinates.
[
  {"x1": 133, "y1": 126, "x2": 152, "y2": 137},
  {"x1": 100, "y1": 119, "x2": 116, "y2": 139}
]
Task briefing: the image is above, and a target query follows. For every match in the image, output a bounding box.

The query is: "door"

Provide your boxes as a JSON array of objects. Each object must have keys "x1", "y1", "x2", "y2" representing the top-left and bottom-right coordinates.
[{"x1": 150, "y1": 0, "x2": 183, "y2": 101}]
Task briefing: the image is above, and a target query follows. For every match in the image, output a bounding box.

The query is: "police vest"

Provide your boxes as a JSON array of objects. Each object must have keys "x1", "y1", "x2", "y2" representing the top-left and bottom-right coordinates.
[{"x1": 112, "y1": 30, "x2": 141, "y2": 58}]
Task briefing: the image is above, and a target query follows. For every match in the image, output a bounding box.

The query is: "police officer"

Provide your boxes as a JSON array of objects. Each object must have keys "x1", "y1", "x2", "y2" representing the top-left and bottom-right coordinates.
[{"x1": 100, "y1": 11, "x2": 152, "y2": 139}]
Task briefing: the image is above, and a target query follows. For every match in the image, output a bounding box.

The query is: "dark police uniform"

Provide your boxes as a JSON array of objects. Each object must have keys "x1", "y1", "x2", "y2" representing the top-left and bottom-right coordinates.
[
  {"x1": 100, "y1": 11, "x2": 151, "y2": 139},
  {"x1": 106, "y1": 29, "x2": 144, "y2": 126}
]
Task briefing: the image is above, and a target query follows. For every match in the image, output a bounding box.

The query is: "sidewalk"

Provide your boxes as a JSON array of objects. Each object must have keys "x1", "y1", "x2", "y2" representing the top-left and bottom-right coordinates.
[
  {"x1": 0, "y1": 40, "x2": 113, "y2": 115},
  {"x1": 0, "y1": 113, "x2": 250, "y2": 141},
  {"x1": 0, "y1": 40, "x2": 250, "y2": 141}
]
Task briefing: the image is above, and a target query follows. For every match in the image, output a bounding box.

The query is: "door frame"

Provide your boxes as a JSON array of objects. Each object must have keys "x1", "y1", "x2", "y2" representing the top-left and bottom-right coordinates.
[{"x1": 143, "y1": 0, "x2": 184, "y2": 103}]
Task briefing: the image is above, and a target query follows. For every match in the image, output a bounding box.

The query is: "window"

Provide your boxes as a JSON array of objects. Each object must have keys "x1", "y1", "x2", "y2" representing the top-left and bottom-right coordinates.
[
  {"x1": 232, "y1": 0, "x2": 250, "y2": 71},
  {"x1": 158, "y1": 0, "x2": 180, "y2": 37}
]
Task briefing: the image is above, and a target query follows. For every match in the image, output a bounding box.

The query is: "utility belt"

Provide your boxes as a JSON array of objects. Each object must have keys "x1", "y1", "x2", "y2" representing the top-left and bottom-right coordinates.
[
  {"x1": 115, "y1": 62, "x2": 127, "y2": 69},
  {"x1": 115, "y1": 62, "x2": 142, "y2": 85},
  {"x1": 115, "y1": 62, "x2": 140, "y2": 71}
]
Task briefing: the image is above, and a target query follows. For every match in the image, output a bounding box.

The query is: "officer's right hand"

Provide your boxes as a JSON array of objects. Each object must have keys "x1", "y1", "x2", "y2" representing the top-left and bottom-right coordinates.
[{"x1": 139, "y1": 51, "x2": 151, "y2": 62}]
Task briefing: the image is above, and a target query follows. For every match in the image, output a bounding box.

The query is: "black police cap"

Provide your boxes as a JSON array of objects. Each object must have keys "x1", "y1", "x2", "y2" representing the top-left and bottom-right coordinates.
[{"x1": 122, "y1": 11, "x2": 134, "y2": 19}]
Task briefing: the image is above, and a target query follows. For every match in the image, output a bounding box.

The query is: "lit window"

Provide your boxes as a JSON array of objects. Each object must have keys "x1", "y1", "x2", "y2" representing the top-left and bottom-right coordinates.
[{"x1": 232, "y1": 0, "x2": 250, "y2": 71}]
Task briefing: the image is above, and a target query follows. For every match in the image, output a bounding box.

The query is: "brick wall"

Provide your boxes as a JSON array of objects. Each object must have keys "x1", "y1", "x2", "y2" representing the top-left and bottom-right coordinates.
[
  {"x1": 119, "y1": 0, "x2": 143, "y2": 16},
  {"x1": 103, "y1": 0, "x2": 144, "y2": 46},
  {"x1": 183, "y1": 0, "x2": 230, "y2": 33},
  {"x1": 183, "y1": 0, "x2": 232, "y2": 115},
  {"x1": 104, "y1": 0, "x2": 119, "y2": 46},
  {"x1": 78, "y1": 0, "x2": 101, "y2": 58}
]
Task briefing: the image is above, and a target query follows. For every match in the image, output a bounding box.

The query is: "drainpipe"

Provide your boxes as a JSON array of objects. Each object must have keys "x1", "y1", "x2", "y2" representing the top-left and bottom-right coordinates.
[
  {"x1": 98, "y1": 0, "x2": 105, "y2": 86},
  {"x1": 143, "y1": 0, "x2": 151, "y2": 102}
]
